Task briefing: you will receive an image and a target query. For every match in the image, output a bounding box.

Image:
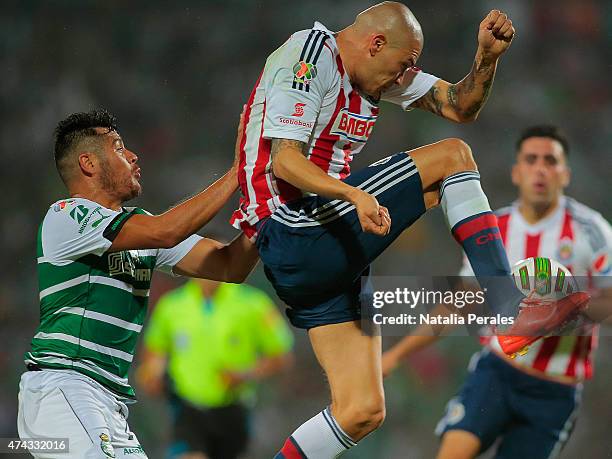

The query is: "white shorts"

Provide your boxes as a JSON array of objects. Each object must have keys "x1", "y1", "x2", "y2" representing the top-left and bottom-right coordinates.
[{"x1": 17, "y1": 369, "x2": 148, "y2": 459}]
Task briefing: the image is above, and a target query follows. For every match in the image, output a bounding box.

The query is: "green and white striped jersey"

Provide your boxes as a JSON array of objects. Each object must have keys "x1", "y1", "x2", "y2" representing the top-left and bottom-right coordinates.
[{"x1": 26, "y1": 198, "x2": 201, "y2": 398}]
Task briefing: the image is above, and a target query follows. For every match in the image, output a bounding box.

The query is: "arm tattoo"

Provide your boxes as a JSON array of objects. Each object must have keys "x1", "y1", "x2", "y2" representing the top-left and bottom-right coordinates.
[
  {"x1": 461, "y1": 73, "x2": 494, "y2": 119},
  {"x1": 270, "y1": 138, "x2": 308, "y2": 159},
  {"x1": 414, "y1": 85, "x2": 444, "y2": 116},
  {"x1": 447, "y1": 84, "x2": 459, "y2": 109},
  {"x1": 454, "y1": 56, "x2": 496, "y2": 119},
  {"x1": 414, "y1": 53, "x2": 496, "y2": 120}
]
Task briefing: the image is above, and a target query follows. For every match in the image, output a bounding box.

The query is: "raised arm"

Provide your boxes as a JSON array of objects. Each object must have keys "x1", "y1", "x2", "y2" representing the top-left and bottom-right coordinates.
[
  {"x1": 109, "y1": 110, "x2": 245, "y2": 252},
  {"x1": 412, "y1": 10, "x2": 515, "y2": 123},
  {"x1": 271, "y1": 138, "x2": 391, "y2": 236}
]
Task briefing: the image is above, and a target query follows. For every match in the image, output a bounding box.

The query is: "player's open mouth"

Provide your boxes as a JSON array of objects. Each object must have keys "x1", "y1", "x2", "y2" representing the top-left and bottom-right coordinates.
[{"x1": 533, "y1": 182, "x2": 547, "y2": 193}]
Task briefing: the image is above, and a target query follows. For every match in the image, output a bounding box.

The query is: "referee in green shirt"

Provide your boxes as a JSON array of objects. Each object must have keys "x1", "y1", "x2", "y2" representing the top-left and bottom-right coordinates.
[{"x1": 137, "y1": 278, "x2": 293, "y2": 459}]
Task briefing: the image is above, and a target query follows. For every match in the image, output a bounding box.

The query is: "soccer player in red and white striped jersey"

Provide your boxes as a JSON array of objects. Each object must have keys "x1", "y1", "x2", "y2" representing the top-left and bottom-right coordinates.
[
  {"x1": 231, "y1": 2, "x2": 569, "y2": 457},
  {"x1": 382, "y1": 125, "x2": 612, "y2": 459}
]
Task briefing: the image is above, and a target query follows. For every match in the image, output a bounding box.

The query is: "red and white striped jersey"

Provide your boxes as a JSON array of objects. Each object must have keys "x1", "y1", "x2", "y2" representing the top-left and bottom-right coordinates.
[
  {"x1": 230, "y1": 22, "x2": 439, "y2": 239},
  {"x1": 461, "y1": 197, "x2": 612, "y2": 380}
]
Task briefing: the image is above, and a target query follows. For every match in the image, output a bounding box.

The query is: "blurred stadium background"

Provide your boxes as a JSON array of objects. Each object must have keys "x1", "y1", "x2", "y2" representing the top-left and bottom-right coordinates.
[{"x1": 1, "y1": 0, "x2": 611, "y2": 457}]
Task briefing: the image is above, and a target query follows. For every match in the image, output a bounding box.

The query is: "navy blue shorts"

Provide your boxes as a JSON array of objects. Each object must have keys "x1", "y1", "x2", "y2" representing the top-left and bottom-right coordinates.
[
  {"x1": 255, "y1": 152, "x2": 425, "y2": 329},
  {"x1": 436, "y1": 350, "x2": 581, "y2": 459}
]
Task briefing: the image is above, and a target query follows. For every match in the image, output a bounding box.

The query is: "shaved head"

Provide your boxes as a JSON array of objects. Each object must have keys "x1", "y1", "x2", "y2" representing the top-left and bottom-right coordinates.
[
  {"x1": 353, "y1": 1, "x2": 423, "y2": 48},
  {"x1": 336, "y1": 1, "x2": 425, "y2": 98}
]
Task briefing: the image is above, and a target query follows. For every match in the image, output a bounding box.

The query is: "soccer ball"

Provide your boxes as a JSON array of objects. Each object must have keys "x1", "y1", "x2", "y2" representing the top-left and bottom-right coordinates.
[{"x1": 511, "y1": 257, "x2": 578, "y2": 300}]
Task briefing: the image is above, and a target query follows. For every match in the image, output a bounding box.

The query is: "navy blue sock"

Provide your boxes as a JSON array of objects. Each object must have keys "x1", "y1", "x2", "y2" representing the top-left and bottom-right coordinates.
[{"x1": 440, "y1": 172, "x2": 524, "y2": 317}]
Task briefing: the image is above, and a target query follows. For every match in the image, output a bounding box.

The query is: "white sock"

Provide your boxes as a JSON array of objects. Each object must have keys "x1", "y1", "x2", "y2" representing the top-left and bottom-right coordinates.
[
  {"x1": 440, "y1": 171, "x2": 491, "y2": 229},
  {"x1": 283, "y1": 407, "x2": 356, "y2": 458}
]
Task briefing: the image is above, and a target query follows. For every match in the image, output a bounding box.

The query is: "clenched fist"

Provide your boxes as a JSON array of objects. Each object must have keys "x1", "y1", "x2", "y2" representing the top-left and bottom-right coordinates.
[{"x1": 478, "y1": 10, "x2": 515, "y2": 57}]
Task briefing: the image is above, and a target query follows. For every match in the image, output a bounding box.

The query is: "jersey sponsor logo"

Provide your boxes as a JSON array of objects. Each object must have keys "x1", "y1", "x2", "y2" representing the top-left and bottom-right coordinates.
[
  {"x1": 108, "y1": 251, "x2": 152, "y2": 281},
  {"x1": 292, "y1": 102, "x2": 306, "y2": 117},
  {"x1": 92, "y1": 212, "x2": 112, "y2": 229},
  {"x1": 134, "y1": 268, "x2": 151, "y2": 281},
  {"x1": 278, "y1": 116, "x2": 314, "y2": 129},
  {"x1": 69, "y1": 205, "x2": 111, "y2": 234},
  {"x1": 109, "y1": 252, "x2": 134, "y2": 277},
  {"x1": 123, "y1": 446, "x2": 145, "y2": 455},
  {"x1": 292, "y1": 60, "x2": 317, "y2": 86},
  {"x1": 69, "y1": 204, "x2": 89, "y2": 224},
  {"x1": 330, "y1": 108, "x2": 377, "y2": 143}
]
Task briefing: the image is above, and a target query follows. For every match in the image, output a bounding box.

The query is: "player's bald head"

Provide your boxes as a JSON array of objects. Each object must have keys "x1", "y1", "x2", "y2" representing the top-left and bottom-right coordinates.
[{"x1": 353, "y1": 1, "x2": 423, "y2": 49}]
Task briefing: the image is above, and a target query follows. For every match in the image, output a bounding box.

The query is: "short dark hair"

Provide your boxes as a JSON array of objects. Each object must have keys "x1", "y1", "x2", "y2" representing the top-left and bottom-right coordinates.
[
  {"x1": 54, "y1": 109, "x2": 118, "y2": 184},
  {"x1": 516, "y1": 125, "x2": 570, "y2": 157}
]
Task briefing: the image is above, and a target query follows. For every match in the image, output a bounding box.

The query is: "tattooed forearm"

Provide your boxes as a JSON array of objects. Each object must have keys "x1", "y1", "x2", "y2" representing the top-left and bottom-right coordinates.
[
  {"x1": 414, "y1": 85, "x2": 445, "y2": 116},
  {"x1": 445, "y1": 52, "x2": 498, "y2": 121},
  {"x1": 270, "y1": 138, "x2": 308, "y2": 159},
  {"x1": 412, "y1": 48, "x2": 499, "y2": 122},
  {"x1": 461, "y1": 73, "x2": 494, "y2": 119},
  {"x1": 447, "y1": 85, "x2": 459, "y2": 109}
]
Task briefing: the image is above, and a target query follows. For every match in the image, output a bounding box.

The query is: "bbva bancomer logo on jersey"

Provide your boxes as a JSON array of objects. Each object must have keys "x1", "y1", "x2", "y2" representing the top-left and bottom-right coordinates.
[{"x1": 330, "y1": 107, "x2": 377, "y2": 143}]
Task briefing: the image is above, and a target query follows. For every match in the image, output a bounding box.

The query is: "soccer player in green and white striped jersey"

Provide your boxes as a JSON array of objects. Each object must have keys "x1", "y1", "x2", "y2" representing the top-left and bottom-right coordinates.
[{"x1": 17, "y1": 109, "x2": 258, "y2": 459}]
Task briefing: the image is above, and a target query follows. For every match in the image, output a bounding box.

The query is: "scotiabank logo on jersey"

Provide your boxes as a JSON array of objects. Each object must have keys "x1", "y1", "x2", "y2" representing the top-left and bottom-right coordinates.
[{"x1": 330, "y1": 108, "x2": 377, "y2": 143}]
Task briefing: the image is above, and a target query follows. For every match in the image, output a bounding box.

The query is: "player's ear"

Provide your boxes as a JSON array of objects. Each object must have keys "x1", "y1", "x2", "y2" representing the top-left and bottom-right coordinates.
[
  {"x1": 561, "y1": 166, "x2": 571, "y2": 188},
  {"x1": 510, "y1": 162, "x2": 520, "y2": 186},
  {"x1": 78, "y1": 152, "x2": 97, "y2": 177},
  {"x1": 369, "y1": 34, "x2": 387, "y2": 56}
]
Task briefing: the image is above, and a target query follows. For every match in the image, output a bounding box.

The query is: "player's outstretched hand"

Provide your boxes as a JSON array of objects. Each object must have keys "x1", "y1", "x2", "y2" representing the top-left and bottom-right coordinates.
[
  {"x1": 478, "y1": 10, "x2": 515, "y2": 57},
  {"x1": 352, "y1": 189, "x2": 391, "y2": 236}
]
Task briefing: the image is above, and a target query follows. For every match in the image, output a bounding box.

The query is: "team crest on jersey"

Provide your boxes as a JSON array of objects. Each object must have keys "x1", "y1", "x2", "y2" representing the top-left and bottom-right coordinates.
[
  {"x1": 99, "y1": 433, "x2": 116, "y2": 458},
  {"x1": 293, "y1": 61, "x2": 317, "y2": 85},
  {"x1": 557, "y1": 237, "x2": 574, "y2": 261},
  {"x1": 330, "y1": 108, "x2": 377, "y2": 143}
]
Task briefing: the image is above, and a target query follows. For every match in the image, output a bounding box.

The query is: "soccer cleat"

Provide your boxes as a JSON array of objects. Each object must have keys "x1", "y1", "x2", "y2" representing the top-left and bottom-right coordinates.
[{"x1": 497, "y1": 291, "x2": 591, "y2": 357}]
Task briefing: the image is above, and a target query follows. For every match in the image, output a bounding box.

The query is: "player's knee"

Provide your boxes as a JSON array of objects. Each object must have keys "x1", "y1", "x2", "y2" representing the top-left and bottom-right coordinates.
[
  {"x1": 342, "y1": 398, "x2": 386, "y2": 437},
  {"x1": 440, "y1": 138, "x2": 477, "y2": 175}
]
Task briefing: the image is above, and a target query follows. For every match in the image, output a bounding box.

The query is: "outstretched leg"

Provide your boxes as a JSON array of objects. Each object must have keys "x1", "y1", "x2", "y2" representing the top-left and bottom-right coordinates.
[
  {"x1": 274, "y1": 321, "x2": 383, "y2": 458},
  {"x1": 409, "y1": 138, "x2": 524, "y2": 317}
]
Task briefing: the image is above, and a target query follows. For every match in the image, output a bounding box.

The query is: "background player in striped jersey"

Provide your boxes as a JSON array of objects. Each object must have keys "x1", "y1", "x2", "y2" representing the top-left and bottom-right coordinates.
[
  {"x1": 382, "y1": 125, "x2": 612, "y2": 459},
  {"x1": 227, "y1": 2, "x2": 587, "y2": 457},
  {"x1": 17, "y1": 109, "x2": 258, "y2": 458}
]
